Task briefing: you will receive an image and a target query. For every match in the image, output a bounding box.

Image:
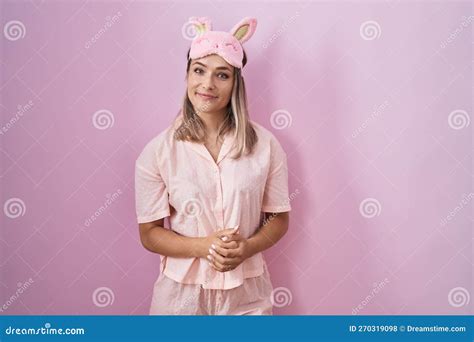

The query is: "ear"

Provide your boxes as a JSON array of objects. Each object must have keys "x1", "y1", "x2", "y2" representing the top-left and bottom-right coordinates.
[
  {"x1": 230, "y1": 17, "x2": 257, "y2": 44},
  {"x1": 188, "y1": 16, "x2": 212, "y2": 36}
]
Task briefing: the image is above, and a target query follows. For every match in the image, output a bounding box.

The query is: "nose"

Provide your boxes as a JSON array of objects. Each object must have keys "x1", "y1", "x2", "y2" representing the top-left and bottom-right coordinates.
[{"x1": 202, "y1": 73, "x2": 215, "y2": 90}]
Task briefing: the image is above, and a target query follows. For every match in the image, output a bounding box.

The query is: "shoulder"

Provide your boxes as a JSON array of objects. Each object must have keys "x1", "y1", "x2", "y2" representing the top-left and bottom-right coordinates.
[
  {"x1": 250, "y1": 120, "x2": 286, "y2": 154},
  {"x1": 136, "y1": 119, "x2": 177, "y2": 165},
  {"x1": 251, "y1": 120, "x2": 271, "y2": 139}
]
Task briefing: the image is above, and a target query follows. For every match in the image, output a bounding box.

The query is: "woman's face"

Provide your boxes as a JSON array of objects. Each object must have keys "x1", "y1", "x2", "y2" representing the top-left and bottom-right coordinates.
[{"x1": 187, "y1": 54, "x2": 234, "y2": 116}]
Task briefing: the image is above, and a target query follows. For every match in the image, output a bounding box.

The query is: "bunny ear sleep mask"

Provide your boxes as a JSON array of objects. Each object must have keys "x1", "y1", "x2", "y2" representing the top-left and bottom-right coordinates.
[{"x1": 187, "y1": 17, "x2": 257, "y2": 69}]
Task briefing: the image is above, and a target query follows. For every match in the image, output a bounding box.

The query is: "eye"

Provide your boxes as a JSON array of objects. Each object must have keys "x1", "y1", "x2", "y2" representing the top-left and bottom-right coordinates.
[
  {"x1": 218, "y1": 73, "x2": 229, "y2": 80},
  {"x1": 193, "y1": 67, "x2": 204, "y2": 74}
]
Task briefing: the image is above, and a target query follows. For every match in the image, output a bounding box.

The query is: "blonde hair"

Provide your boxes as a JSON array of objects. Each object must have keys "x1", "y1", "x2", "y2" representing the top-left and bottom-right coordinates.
[{"x1": 174, "y1": 49, "x2": 258, "y2": 159}]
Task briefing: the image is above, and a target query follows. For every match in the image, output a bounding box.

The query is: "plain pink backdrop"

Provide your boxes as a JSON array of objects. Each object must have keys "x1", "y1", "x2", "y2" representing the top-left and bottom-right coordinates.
[{"x1": 1, "y1": 0, "x2": 472, "y2": 315}]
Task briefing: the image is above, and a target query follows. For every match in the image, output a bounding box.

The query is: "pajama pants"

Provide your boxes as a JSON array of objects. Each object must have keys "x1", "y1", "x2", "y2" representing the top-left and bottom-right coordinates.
[{"x1": 149, "y1": 263, "x2": 274, "y2": 315}]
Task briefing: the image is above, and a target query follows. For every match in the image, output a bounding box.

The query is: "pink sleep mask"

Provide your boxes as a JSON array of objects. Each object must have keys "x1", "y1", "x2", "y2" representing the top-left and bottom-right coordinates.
[{"x1": 188, "y1": 16, "x2": 257, "y2": 69}]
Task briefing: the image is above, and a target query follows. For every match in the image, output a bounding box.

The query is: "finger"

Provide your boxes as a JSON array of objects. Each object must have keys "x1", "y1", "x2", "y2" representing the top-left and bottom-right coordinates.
[
  {"x1": 216, "y1": 261, "x2": 235, "y2": 272},
  {"x1": 220, "y1": 234, "x2": 243, "y2": 243},
  {"x1": 211, "y1": 243, "x2": 234, "y2": 258},
  {"x1": 210, "y1": 257, "x2": 227, "y2": 272},
  {"x1": 208, "y1": 248, "x2": 229, "y2": 265},
  {"x1": 206, "y1": 254, "x2": 224, "y2": 271},
  {"x1": 208, "y1": 260, "x2": 223, "y2": 272},
  {"x1": 219, "y1": 240, "x2": 239, "y2": 249},
  {"x1": 219, "y1": 227, "x2": 240, "y2": 241},
  {"x1": 217, "y1": 228, "x2": 238, "y2": 238},
  {"x1": 212, "y1": 238, "x2": 238, "y2": 250}
]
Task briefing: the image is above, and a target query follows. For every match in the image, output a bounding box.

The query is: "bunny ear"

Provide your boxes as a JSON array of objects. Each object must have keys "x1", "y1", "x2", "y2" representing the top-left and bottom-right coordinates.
[
  {"x1": 230, "y1": 17, "x2": 257, "y2": 44},
  {"x1": 188, "y1": 16, "x2": 212, "y2": 36}
]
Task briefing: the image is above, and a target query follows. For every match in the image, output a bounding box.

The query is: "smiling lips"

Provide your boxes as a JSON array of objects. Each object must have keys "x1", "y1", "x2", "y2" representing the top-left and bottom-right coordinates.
[{"x1": 196, "y1": 92, "x2": 218, "y2": 99}]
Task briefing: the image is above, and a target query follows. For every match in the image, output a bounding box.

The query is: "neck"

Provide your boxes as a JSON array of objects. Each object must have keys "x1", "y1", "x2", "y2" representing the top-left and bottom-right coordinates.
[{"x1": 198, "y1": 110, "x2": 227, "y2": 136}]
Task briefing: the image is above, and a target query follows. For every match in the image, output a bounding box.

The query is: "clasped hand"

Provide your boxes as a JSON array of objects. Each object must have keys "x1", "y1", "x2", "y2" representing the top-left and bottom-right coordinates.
[{"x1": 202, "y1": 228, "x2": 253, "y2": 272}]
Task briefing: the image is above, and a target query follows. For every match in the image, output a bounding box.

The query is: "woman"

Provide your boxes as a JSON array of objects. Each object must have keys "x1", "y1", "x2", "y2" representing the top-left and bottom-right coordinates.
[{"x1": 135, "y1": 16, "x2": 291, "y2": 315}]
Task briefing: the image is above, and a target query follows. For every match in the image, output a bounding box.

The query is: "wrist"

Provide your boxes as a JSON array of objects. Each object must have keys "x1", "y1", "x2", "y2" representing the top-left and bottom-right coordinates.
[
  {"x1": 245, "y1": 237, "x2": 259, "y2": 259},
  {"x1": 189, "y1": 237, "x2": 206, "y2": 258}
]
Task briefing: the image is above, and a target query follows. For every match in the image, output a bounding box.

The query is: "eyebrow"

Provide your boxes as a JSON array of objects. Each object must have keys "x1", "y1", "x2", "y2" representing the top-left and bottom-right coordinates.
[{"x1": 192, "y1": 61, "x2": 232, "y2": 72}]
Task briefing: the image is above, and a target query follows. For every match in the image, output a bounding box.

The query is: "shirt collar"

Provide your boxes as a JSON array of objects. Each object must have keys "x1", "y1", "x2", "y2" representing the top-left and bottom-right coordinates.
[
  {"x1": 187, "y1": 129, "x2": 235, "y2": 165},
  {"x1": 174, "y1": 114, "x2": 236, "y2": 165}
]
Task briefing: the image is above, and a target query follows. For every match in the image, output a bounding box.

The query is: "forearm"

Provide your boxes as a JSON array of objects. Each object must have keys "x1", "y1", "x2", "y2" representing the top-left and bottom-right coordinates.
[
  {"x1": 141, "y1": 225, "x2": 205, "y2": 258},
  {"x1": 246, "y1": 212, "x2": 289, "y2": 257}
]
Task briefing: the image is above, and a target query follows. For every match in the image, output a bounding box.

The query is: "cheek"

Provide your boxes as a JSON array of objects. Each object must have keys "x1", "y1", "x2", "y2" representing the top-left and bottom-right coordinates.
[
  {"x1": 220, "y1": 83, "x2": 233, "y2": 100},
  {"x1": 187, "y1": 76, "x2": 198, "y2": 89}
]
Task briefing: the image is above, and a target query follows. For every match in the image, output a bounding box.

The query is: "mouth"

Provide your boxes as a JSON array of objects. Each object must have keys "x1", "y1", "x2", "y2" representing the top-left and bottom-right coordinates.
[{"x1": 196, "y1": 92, "x2": 218, "y2": 100}]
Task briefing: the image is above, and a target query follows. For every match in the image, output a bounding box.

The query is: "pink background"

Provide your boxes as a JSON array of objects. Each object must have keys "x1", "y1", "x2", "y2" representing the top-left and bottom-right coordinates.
[{"x1": 1, "y1": 0, "x2": 472, "y2": 315}]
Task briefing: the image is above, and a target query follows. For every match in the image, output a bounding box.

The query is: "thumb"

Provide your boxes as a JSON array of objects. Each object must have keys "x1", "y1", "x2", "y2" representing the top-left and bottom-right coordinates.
[
  {"x1": 218, "y1": 227, "x2": 240, "y2": 241},
  {"x1": 218, "y1": 228, "x2": 237, "y2": 236}
]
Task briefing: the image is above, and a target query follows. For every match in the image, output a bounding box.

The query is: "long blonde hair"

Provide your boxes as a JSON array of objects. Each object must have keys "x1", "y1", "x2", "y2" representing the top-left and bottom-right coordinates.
[{"x1": 174, "y1": 49, "x2": 258, "y2": 159}]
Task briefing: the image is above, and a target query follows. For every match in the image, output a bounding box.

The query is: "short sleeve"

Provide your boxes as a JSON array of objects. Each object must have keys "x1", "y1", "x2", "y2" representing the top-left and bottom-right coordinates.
[
  {"x1": 134, "y1": 141, "x2": 170, "y2": 223},
  {"x1": 261, "y1": 136, "x2": 291, "y2": 213}
]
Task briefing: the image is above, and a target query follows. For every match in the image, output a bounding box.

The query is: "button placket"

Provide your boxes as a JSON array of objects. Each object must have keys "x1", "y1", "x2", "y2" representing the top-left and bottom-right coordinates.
[{"x1": 213, "y1": 165, "x2": 225, "y2": 230}]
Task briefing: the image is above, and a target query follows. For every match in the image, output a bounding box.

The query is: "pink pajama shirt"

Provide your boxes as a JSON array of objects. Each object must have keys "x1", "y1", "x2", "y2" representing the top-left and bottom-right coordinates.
[{"x1": 135, "y1": 114, "x2": 291, "y2": 315}]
